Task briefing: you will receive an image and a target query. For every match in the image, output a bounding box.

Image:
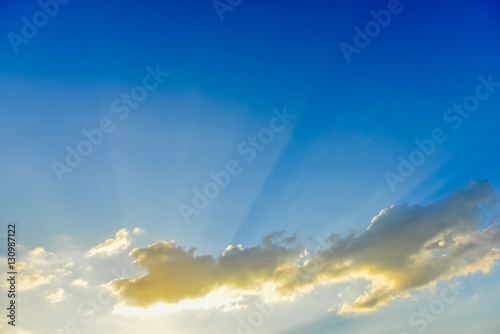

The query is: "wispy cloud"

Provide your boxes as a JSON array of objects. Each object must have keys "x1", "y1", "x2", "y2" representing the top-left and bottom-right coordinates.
[
  {"x1": 45, "y1": 288, "x2": 65, "y2": 304},
  {"x1": 19, "y1": 269, "x2": 54, "y2": 291},
  {"x1": 14, "y1": 247, "x2": 58, "y2": 290}
]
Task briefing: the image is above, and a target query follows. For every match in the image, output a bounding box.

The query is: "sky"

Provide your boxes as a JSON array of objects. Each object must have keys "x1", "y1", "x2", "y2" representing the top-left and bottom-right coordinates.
[{"x1": 0, "y1": 0, "x2": 500, "y2": 333}]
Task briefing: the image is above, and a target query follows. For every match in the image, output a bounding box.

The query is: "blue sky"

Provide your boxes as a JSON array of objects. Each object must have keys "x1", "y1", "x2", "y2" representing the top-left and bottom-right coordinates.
[{"x1": 1, "y1": 0, "x2": 500, "y2": 333}]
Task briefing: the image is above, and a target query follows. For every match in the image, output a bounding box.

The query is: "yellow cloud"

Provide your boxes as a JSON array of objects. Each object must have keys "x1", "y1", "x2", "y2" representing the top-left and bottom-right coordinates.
[
  {"x1": 305, "y1": 182, "x2": 500, "y2": 313},
  {"x1": 29, "y1": 247, "x2": 53, "y2": 257},
  {"x1": 71, "y1": 278, "x2": 89, "y2": 288},
  {"x1": 107, "y1": 180, "x2": 500, "y2": 314},
  {"x1": 45, "y1": 288, "x2": 65, "y2": 303},
  {"x1": 6, "y1": 247, "x2": 75, "y2": 291},
  {"x1": 86, "y1": 228, "x2": 131, "y2": 257},
  {"x1": 19, "y1": 271, "x2": 53, "y2": 290},
  {"x1": 108, "y1": 232, "x2": 304, "y2": 308}
]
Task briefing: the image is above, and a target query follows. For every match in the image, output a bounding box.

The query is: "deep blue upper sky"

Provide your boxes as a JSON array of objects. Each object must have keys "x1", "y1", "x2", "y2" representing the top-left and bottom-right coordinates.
[{"x1": 1, "y1": 0, "x2": 500, "y2": 251}]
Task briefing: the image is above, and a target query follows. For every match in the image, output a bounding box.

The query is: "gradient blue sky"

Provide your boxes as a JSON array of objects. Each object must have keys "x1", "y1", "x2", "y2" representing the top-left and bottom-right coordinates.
[{"x1": 1, "y1": 0, "x2": 500, "y2": 333}]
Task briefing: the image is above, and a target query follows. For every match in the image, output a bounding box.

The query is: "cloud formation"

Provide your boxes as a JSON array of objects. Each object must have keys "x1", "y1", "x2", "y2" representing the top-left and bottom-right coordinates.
[
  {"x1": 310, "y1": 180, "x2": 500, "y2": 313},
  {"x1": 132, "y1": 227, "x2": 145, "y2": 235},
  {"x1": 45, "y1": 288, "x2": 65, "y2": 303},
  {"x1": 108, "y1": 180, "x2": 500, "y2": 313},
  {"x1": 16, "y1": 247, "x2": 56, "y2": 290},
  {"x1": 86, "y1": 228, "x2": 132, "y2": 257},
  {"x1": 71, "y1": 278, "x2": 89, "y2": 288},
  {"x1": 3, "y1": 246, "x2": 77, "y2": 292},
  {"x1": 109, "y1": 232, "x2": 304, "y2": 307}
]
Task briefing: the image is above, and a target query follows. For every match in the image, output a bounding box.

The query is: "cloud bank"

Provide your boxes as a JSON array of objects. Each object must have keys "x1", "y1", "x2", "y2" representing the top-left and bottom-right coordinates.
[{"x1": 108, "y1": 180, "x2": 500, "y2": 313}]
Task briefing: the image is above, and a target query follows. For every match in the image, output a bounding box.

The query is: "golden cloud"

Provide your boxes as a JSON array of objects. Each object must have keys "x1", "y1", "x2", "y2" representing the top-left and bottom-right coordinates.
[
  {"x1": 108, "y1": 232, "x2": 304, "y2": 307},
  {"x1": 45, "y1": 288, "x2": 65, "y2": 304},
  {"x1": 71, "y1": 278, "x2": 89, "y2": 288},
  {"x1": 29, "y1": 247, "x2": 53, "y2": 257},
  {"x1": 3, "y1": 246, "x2": 75, "y2": 291},
  {"x1": 86, "y1": 228, "x2": 132, "y2": 257},
  {"x1": 108, "y1": 180, "x2": 500, "y2": 314},
  {"x1": 19, "y1": 270, "x2": 54, "y2": 291}
]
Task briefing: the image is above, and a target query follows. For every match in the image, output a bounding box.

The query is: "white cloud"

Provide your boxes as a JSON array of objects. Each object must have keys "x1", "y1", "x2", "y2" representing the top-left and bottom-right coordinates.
[{"x1": 132, "y1": 227, "x2": 145, "y2": 235}]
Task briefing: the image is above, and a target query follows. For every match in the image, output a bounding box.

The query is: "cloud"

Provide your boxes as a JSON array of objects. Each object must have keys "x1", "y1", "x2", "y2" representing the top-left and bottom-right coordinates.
[
  {"x1": 19, "y1": 270, "x2": 54, "y2": 290},
  {"x1": 86, "y1": 228, "x2": 132, "y2": 257},
  {"x1": 16, "y1": 258, "x2": 71, "y2": 290},
  {"x1": 29, "y1": 247, "x2": 53, "y2": 257},
  {"x1": 13, "y1": 261, "x2": 53, "y2": 291},
  {"x1": 108, "y1": 180, "x2": 500, "y2": 314},
  {"x1": 132, "y1": 227, "x2": 145, "y2": 235},
  {"x1": 55, "y1": 261, "x2": 73, "y2": 277},
  {"x1": 71, "y1": 278, "x2": 89, "y2": 288},
  {"x1": 45, "y1": 288, "x2": 65, "y2": 303},
  {"x1": 311, "y1": 180, "x2": 500, "y2": 313},
  {"x1": 2, "y1": 246, "x2": 75, "y2": 291},
  {"x1": 108, "y1": 231, "x2": 304, "y2": 308}
]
